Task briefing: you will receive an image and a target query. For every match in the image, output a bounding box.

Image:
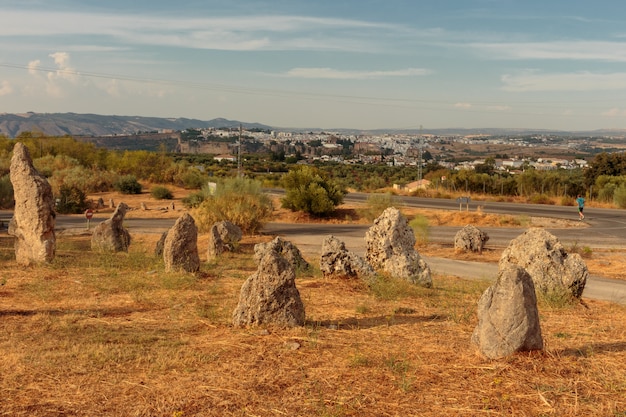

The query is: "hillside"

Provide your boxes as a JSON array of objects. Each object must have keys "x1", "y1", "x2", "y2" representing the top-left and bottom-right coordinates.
[{"x1": 0, "y1": 112, "x2": 272, "y2": 138}]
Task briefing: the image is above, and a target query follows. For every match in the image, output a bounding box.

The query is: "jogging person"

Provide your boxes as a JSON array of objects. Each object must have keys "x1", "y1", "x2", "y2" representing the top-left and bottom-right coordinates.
[{"x1": 576, "y1": 194, "x2": 585, "y2": 220}]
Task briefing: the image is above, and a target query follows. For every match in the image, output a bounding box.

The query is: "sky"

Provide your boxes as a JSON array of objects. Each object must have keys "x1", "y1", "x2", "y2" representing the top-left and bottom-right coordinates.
[{"x1": 2, "y1": 0, "x2": 626, "y2": 131}]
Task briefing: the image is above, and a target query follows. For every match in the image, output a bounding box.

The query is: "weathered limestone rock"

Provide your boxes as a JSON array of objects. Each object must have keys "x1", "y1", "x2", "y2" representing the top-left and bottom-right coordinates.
[
  {"x1": 206, "y1": 225, "x2": 225, "y2": 260},
  {"x1": 207, "y1": 220, "x2": 243, "y2": 260},
  {"x1": 254, "y1": 237, "x2": 310, "y2": 272},
  {"x1": 320, "y1": 235, "x2": 374, "y2": 279},
  {"x1": 472, "y1": 263, "x2": 544, "y2": 359},
  {"x1": 8, "y1": 142, "x2": 56, "y2": 265},
  {"x1": 154, "y1": 231, "x2": 168, "y2": 257},
  {"x1": 365, "y1": 207, "x2": 432, "y2": 287},
  {"x1": 232, "y1": 249, "x2": 305, "y2": 328},
  {"x1": 454, "y1": 224, "x2": 489, "y2": 253},
  {"x1": 163, "y1": 213, "x2": 200, "y2": 273},
  {"x1": 499, "y1": 228, "x2": 588, "y2": 298},
  {"x1": 91, "y1": 202, "x2": 131, "y2": 252}
]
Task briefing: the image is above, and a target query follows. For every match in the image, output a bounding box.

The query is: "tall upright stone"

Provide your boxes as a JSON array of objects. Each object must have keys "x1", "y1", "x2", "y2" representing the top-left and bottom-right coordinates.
[
  {"x1": 472, "y1": 263, "x2": 543, "y2": 359},
  {"x1": 8, "y1": 142, "x2": 56, "y2": 265},
  {"x1": 365, "y1": 207, "x2": 432, "y2": 287},
  {"x1": 91, "y1": 202, "x2": 131, "y2": 252},
  {"x1": 163, "y1": 213, "x2": 200, "y2": 273},
  {"x1": 233, "y1": 249, "x2": 305, "y2": 328}
]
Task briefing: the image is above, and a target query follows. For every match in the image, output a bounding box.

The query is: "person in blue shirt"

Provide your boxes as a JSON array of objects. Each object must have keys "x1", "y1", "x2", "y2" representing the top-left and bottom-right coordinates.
[{"x1": 576, "y1": 195, "x2": 585, "y2": 220}]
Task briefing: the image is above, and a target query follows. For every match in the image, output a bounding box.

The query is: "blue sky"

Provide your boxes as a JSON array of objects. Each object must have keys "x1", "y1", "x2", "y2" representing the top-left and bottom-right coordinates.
[{"x1": 2, "y1": 0, "x2": 626, "y2": 131}]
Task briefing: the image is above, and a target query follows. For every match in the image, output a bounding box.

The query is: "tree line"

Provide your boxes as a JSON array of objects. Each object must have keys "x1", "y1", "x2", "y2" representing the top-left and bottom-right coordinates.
[{"x1": 1, "y1": 133, "x2": 626, "y2": 214}]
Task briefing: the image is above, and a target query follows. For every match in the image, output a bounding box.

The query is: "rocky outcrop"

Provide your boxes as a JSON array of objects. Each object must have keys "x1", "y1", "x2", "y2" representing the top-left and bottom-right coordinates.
[
  {"x1": 499, "y1": 228, "x2": 588, "y2": 298},
  {"x1": 319, "y1": 235, "x2": 374, "y2": 279},
  {"x1": 365, "y1": 207, "x2": 432, "y2": 287},
  {"x1": 254, "y1": 237, "x2": 310, "y2": 272},
  {"x1": 232, "y1": 249, "x2": 305, "y2": 328},
  {"x1": 163, "y1": 213, "x2": 200, "y2": 273},
  {"x1": 8, "y1": 142, "x2": 56, "y2": 265},
  {"x1": 91, "y1": 202, "x2": 131, "y2": 252},
  {"x1": 206, "y1": 221, "x2": 242, "y2": 260},
  {"x1": 454, "y1": 224, "x2": 489, "y2": 253},
  {"x1": 472, "y1": 263, "x2": 544, "y2": 359}
]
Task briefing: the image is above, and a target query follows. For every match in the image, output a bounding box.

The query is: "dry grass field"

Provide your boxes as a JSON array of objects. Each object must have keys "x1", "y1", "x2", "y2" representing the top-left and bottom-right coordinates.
[{"x1": 0, "y1": 186, "x2": 625, "y2": 416}]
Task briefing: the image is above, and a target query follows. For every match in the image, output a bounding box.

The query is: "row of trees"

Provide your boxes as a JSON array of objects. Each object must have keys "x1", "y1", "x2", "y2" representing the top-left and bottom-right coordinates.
[{"x1": 2, "y1": 133, "x2": 626, "y2": 215}]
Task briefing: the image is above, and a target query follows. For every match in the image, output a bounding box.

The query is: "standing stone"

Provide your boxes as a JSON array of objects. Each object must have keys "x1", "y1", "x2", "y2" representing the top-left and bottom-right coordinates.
[
  {"x1": 140, "y1": 202, "x2": 148, "y2": 211},
  {"x1": 163, "y1": 213, "x2": 200, "y2": 273},
  {"x1": 207, "y1": 221, "x2": 243, "y2": 260},
  {"x1": 91, "y1": 202, "x2": 131, "y2": 252},
  {"x1": 319, "y1": 235, "x2": 374, "y2": 279},
  {"x1": 254, "y1": 237, "x2": 310, "y2": 272},
  {"x1": 499, "y1": 228, "x2": 588, "y2": 298},
  {"x1": 472, "y1": 263, "x2": 544, "y2": 359},
  {"x1": 233, "y1": 249, "x2": 305, "y2": 328},
  {"x1": 154, "y1": 230, "x2": 168, "y2": 257},
  {"x1": 97, "y1": 197, "x2": 105, "y2": 209},
  {"x1": 365, "y1": 207, "x2": 432, "y2": 287},
  {"x1": 206, "y1": 224, "x2": 225, "y2": 260},
  {"x1": 8, "y1": 142, "x2": 56, "y2": 265},
  {"x1": 454, "y1": 224, "x2": 489, "y2": 253}
]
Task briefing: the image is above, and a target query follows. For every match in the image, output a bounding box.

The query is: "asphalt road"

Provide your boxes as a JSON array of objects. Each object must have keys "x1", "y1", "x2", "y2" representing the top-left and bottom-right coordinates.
[{"x1": 2, "y1": 193, "x2": 625, "y2": 304}]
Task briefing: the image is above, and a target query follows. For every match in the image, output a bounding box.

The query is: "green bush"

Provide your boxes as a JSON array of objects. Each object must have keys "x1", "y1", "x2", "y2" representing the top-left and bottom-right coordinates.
[
  {"x1": 409, "y1": 215, "x2": 430, "y2": 245},
  {"x1": 0, "y1": 174, "x2": 14, "y2": 209},
  {"x1": 191, "y1": 177, "x2": 272, "y2": 234},
  {"x1": 55, "y1": 185, "x2": 89, "y2": 214},
  {"x1": 614, "y1": 184, "x2": 626, "y2": 208},
  {"x1": 280, "y1": 166, "x2": 345, "y2": 216},
  {"x1": 114, "y1": 175, "x2": 142, "y2": 194},
  {"x1": 358, "y1": 193, "x2": 402, "y2": 222},
  {"x1": 150, "y1": 185, "x2": 173, "y2": 200}
]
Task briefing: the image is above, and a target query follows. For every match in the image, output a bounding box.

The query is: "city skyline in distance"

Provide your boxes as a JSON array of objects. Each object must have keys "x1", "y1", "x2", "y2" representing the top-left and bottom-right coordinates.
[{"x1": 2, "y1": 1, "x2": 626, "y2": 131}]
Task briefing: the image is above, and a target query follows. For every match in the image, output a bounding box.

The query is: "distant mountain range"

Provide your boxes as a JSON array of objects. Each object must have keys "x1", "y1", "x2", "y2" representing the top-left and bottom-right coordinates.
[
  {"x1": 0, "y1": 112, "x2": 273, "y2": 138},
  {"x1": 1, "y1": 112, "x2": 625, "y2": 138}
]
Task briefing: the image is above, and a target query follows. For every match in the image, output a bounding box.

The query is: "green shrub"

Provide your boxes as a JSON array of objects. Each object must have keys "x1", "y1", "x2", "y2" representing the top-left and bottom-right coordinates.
[
  {"x1": 55, "y1": 185, "x2": 89, "y2": 214},
  {"x1": 409, "y1": 215, "x2": 430, "y2": 245},
  {"x1": 176, "y1": 169, "x2": 207, "y2": 189},
  {"x1": 114, "y1": 175, "x2": 142, "y2": 194},
  {"x1": 191, "y1": 177, "x2": 272, "y2": 234},
  {"x1": 182, "y1": 191, "x2": 206, "y2": 208},
  {"x1": 614, "y1": 184, "x2": 626, "y2": 208},
  {"x1": 0, "y1": 175, "x2": 14, "y2": 209},
  {"x1": 280, "y1": 166, "x2": 345, "y2": 216},
  {"x1": 358, "y1": 193, "x2": 402, "y2": 222},
  {"x1": 150, "y1": 185, "x2": 173, "y2": 200}
]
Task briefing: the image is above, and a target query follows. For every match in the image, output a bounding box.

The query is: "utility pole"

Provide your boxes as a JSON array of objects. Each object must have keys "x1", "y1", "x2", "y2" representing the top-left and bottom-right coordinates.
[{"x1": 237, "y1": 124, "x2": 242, "y2": 178}]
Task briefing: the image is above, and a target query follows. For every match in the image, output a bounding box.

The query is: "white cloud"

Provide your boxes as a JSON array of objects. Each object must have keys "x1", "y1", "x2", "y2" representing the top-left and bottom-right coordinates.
[
  {"x1": 0, "y1": 80, "x2": 12, "y2": 96},
  {"x1": 454, "y1": 102, "x2": 472, "y2": 108},
  {"x1": 471, "y1": 41, "x2": 626, "y2": 62},
  {"x1": 602, "y1": 108, "x2": 626, "y2": 117},
  {"x1": 0, "y1": 10, "x2": 407, "y2": 53},
  {"x1": 283, "y1": 67, "x2": 431, "y2": 80},
  {"x1": 501, "y1": 71, "x2": 626, "y2": 92},
  {"x1": 27, "y1": 60, "x2": 41, "y2": 76}
]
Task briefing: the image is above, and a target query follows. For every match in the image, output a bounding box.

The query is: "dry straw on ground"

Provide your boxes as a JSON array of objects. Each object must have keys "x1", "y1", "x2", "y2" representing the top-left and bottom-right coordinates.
[
  {"x1": 1, "y1": 186, "x2": 623, "y2": 415},
  {"x1": 1, "y1": 228, "x2": 625, "y2": 416}
]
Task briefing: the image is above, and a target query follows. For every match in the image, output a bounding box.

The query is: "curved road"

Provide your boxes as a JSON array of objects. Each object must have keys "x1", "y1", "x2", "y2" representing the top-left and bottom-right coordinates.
[{"x1": 2, "y1": 193, "x2": 625, "y2": 304}]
